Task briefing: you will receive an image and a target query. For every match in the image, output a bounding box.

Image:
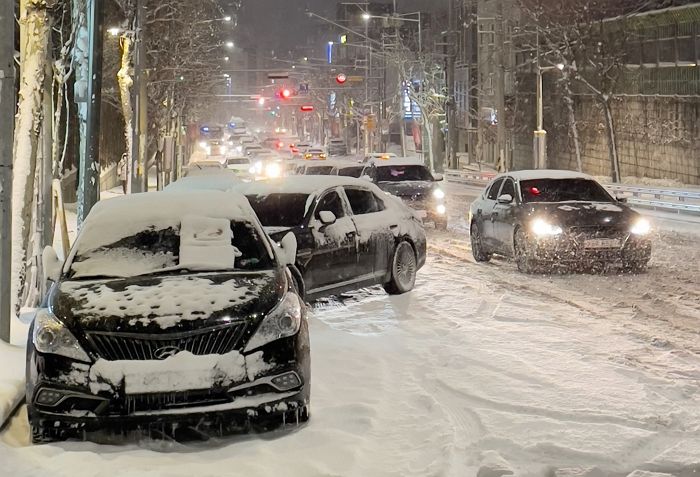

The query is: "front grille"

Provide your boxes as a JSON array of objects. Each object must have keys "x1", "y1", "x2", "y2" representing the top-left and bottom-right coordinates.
[
  {"x1": 124, "y1": 390, "x2": 230, "y2": 413},
  {"x1": 569, "y1": 225, "x2": 627, "y2": 239},
  {"x1": 86, "y1": 323, "x2": 248, "y2": 361}
]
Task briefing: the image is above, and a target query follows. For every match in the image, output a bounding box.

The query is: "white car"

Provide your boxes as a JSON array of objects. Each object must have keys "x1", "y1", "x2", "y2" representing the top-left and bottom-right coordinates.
[{"x1": 225, "y1": 156, "x2": 253, "y2": 176}]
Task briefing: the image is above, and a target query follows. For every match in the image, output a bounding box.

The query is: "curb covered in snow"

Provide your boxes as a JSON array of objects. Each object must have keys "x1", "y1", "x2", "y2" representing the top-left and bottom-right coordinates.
[{"x1": 0, "y1": 341, "x2": 25, "y2": 428}]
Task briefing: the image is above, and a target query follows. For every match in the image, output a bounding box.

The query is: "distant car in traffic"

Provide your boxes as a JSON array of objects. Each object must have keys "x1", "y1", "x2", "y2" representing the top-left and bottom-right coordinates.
[
  {"x1": 183, "y1": 160, "x2": 225, "y2": 177},
  {"x1": 331, "y1": 161, "x2": 366, "y2": 178},
  {"x1": 328, "y1": 138, "x2": 348, "y2": 156},
  {"x1": 242, "y1": 176, "x2": 427, "y2": 300},
  {"x1": 364, "y1": 160, "x2": 447, "y2": 229},
  {"x1": 362, "y1": 152, "x2": 397, "y2": 163},
  {"x1": 303, "y1": 148, "x2": 327, "y2": 161},
  {"x1": 468, "y1": 170, "x2": 653, "y2": 273},
  {"x1": 225, "y1": 156, "x2": 253, "y2": 177},
  {"x1": 29, "y1": 190, "x2": 309, "y2": 442},
  {"x1": 300, "y1": 164, "x2": 335, "y2": 176}
]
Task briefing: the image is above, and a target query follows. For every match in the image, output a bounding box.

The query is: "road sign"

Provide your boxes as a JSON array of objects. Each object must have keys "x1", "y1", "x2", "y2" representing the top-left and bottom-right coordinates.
[{"x1": 267, "y1": 71, "x2": 289, "y2": 79}]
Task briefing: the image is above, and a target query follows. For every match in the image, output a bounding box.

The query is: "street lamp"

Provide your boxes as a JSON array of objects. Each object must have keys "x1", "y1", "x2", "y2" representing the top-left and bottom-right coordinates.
[
  {"x1": 362, "y1": 12, "x2": 371, "y2": 21},
  {"x1": 107, "y1": 27, "x2": 121, "y2": 36},
  {"x1": 225, "y1": 41, "x2": 234, "y2": 49},
  {"x1": 223, "y1": 15, "x2": 232, "y2": 22},
  {"x1": 534, "y1": 63, "x2": 564, "y2": 169}
]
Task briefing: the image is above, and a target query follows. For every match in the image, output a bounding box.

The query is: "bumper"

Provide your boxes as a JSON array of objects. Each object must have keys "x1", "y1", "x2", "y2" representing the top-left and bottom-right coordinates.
[
  {"x1": 400, "y1": 198, "x2": 447, "y2": 221},
  {"x1": 529, "y1": 234, "x2": 652, "y2": 263}
]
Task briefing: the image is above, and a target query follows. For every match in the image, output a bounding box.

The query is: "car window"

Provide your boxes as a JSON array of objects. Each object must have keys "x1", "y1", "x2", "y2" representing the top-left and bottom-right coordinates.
[
  {"x1": 376, "y1": 165, "x2": 433, "y2": 182},
  {"x1": 246, "y1": 193, "x2": 310, "y2": 227},
  {"x1": 337, "y1": 166, "x2": 365, "y2": 178},
  {"x1": 315, "y1": 191, "x2": 345, "y2": 220},
  {"x1": 500, "y1": 179, "x2": 516, "y2": 199},
  {"x1": 520, "y1": 179, "x2": 613, "y2": 203},
  {"x1": 486, "y1": 178, "x2": 505, "y2": 200},
  {"x1": 344, "y1": 188, "x2": 385, "y2": 215}
]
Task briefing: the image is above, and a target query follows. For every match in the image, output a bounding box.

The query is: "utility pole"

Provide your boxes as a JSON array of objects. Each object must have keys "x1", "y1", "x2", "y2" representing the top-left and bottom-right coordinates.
[
  {"x1": 446, "y1": 0, "x2": 458, "y2": 169},
  {"x1": 131, "y1": 0, "x2": 147, "y2": 193},
  {"x1": 0, "y1": 0, "x2": 14, "y2": 343},
  {"x1": 495, "y1": 0, "x2": 508, "y2": 172},
  {"x1": 77, "y1": 0, "x2": 104, "y2": 225}
]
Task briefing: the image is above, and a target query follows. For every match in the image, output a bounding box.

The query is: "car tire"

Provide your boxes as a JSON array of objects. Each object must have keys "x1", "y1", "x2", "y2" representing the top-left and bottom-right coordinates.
[
  {"x1": 514, "y1": 228, "x2": 538, "y2": 274},
  {"x1": 384, "y1": 241, "x2": 418, "y2": 295},
  {"x1": 622, "y1": 260, "x2": 648, "y2": 274},
  {"x1": 470, "y1": 222, "x2": 492, "y2": 263}
]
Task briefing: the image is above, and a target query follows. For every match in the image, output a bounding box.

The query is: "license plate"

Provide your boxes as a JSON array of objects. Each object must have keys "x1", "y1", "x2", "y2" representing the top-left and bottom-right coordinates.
[{"x1": 584, "y1": 238, "x2": 621, "y2": 249}]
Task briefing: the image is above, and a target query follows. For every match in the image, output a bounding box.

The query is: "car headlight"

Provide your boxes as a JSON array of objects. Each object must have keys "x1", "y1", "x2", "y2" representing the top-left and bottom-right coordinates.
[
  {"x1": 436, "y1": 204, "x2": 447, "y2": 215},
  {"x1": 33, "y1": 309, "x2": 90, "y2": 362},
  {"x1": 433, "y1": 188, "x2": 446, "y2": 200},
  {"x1": 531, "y1": 218, "x2": 563, "y2": 236},
  {"x1": 265, "y1": 162, "x2": 282, "y2": 178},
  {"x1": 630, "y1": 218, "x2": 651, "y2": 235},
  {"x1": 244, "y1": 293, "x2": 302, "y2": 352}
]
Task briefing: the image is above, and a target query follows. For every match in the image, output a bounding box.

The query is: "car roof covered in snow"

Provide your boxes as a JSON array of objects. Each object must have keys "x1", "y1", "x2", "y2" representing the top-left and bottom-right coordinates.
[
  {"x1": 372, "y1": 158, "x2": 427, "y2": 168},
  {"x1": 242, "y1": 175, "x2": 377, "y2": 196},
  {"x1": 497, "y1": 169, "x2": 595, "y2": 182},
  {"x1": 72, "y1": 190, "x2": 258, "y2": 256},
  {"x1": 163, "y1": 173, "x2": 242, "y2": 192}
]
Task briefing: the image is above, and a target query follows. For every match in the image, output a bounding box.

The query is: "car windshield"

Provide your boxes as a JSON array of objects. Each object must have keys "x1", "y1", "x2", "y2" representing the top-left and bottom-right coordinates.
[
  {"x1": 337, "y1": 166, "x2": 365, "y2": 178},
  {"x1": 520, "y1": 178, "x2": 613, "y2": 203},
  {"x1": 227, "y1": 158, "x2": 249, "y2": 165},
  {"x1": 376, "y1": 165, "x2": 433, "y2": 182},
  {"x1": 305, "y1": 166, "x2": 334, "y2": 175},
  {"x1": 68, "y1": 221, "x2": 273, "y2": 279},
  {"x1": 246, "y1": 193, "x2": 310, "y2": 227}
]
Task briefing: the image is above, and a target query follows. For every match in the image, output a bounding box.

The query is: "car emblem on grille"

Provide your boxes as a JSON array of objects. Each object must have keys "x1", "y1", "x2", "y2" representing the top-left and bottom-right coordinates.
[{"x1": 153, "y1": 345, "x2": 180, "y2": 360}]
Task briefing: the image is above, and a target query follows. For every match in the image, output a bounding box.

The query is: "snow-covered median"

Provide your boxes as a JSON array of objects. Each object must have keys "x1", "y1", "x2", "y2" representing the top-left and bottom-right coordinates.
[{"x1": 0, "y1": 342, "x2": 25, "y2": 428}]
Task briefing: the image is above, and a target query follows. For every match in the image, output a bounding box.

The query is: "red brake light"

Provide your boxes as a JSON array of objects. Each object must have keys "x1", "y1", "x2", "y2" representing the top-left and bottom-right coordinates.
[
  {"x1": 529, "y1": 187, "x2": 541, "y2": 195},
  {"x1": 277, "y1": 141, "x2": 284, "y2": 149}
]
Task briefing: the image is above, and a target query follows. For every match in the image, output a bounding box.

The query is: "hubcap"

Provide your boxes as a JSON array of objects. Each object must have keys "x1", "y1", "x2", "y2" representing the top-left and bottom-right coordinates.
[{"x1": 395, "y1": 244, "x2": 416, "y2": 289}]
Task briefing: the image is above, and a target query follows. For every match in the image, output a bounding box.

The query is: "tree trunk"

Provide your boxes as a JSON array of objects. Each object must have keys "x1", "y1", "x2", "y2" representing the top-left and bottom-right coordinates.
[
  {"x1": 562, "y1": 79, "x2": 582, "y2": 172},
  {"x1": 117, "y1": 35, "x2": 134, "y2": 191},
  {"x1": 601, "y1": 98, "x2": 620, "y2": 183},
  {"x1": 11, "y1": 0, "x2": 50, "y2": 318}
]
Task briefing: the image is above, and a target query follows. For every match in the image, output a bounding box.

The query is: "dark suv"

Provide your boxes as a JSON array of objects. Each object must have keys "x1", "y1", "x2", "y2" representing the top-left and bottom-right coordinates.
[{"x1": 28, "y1": 190, "x2": 309, "y2": 442}]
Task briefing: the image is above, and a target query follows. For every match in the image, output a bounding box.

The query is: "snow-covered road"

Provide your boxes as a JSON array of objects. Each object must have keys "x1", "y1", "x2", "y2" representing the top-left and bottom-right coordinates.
[{"x1": 2, "y1": 236, "x2": 699, "y2": 476}]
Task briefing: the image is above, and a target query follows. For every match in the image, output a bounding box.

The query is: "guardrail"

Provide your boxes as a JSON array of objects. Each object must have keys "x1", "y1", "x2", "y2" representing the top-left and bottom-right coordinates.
[{"x1": 445, "y1": 169, "x2": 700, "y2": 216}]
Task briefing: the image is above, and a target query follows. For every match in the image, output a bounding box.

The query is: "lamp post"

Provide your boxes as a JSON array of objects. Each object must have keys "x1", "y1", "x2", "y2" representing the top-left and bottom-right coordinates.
[{"x1": 534, "y1": 63, "x2": 564, "y2": 169}]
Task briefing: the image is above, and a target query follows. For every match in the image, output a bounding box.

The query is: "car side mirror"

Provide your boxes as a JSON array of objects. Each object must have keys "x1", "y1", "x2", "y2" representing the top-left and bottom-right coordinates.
[
  {"x1": 318, "y1": 211, "x2": 337, "y2": 225},
  {"x1": 42, "y1": 246, "x2": 63, "y2": 283},
  {"x1": 497, "y1": 194, "x2": 513, "y2": 204},
  {"x1": 277, "y1": 232, "x2": 297, "y2": 266},
  {"x1": 433, "y1": 173, "x2": 444, "y2": 182},
  {"x1": 616, "y1": 196, "x2": 628, "y2": 204}
]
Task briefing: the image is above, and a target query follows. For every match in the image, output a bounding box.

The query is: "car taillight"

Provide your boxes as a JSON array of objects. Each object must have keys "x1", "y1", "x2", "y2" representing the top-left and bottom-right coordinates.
[
  {"x1": 291, "y1": 147, "x2": 299, "y2": 153},
  {"x1": 277, "y1": 141, "x2": 284, "y2": 149}
]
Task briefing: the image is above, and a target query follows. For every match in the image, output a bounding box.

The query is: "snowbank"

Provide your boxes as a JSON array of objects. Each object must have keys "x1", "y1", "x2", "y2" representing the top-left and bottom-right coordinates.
[{"x1": 0, "y1": 342, "x2": 25, "y2": 428}]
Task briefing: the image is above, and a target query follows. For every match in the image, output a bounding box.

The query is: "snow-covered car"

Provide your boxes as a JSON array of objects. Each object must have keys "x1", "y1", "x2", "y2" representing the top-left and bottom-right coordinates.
[
  {"x1": 469, "y1": 170, "x2": 653, "y2": 273},
  {"x1": 28, "y1": 191, "x2": 310, "y2": 443},
  {"x1": 242, "y1": 176, "x2": 427, "y2": 300},
  {"x1": 364, "y1": 160, "x2": 447, "y2": 229},
  {"x1": 332, "y1": 162, "x2": 366, "y2": 178},
  {"x1": 300, "y1": 164, "x2": 335, "y2": 176},
  {"x1": 182, "y1": 160, "x2": 225, "y2": 177},
  {"x1": 164, "y1": 172, "x2": 241, "y2": 192},
  {"x1": 225, "y1": 156, "x2": 254, "y2": 177}
]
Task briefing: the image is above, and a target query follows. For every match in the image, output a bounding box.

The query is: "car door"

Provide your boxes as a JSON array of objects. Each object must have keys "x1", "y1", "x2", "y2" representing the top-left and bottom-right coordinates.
[
  {"x1": 304, "y1": 188, "x2": 360, "y2": 295},
  {"x1": 342, "y1": 187, "x2": 394, "y2": 284},
  {"x1": 491, "y1": 177, "x2": 518, "y2": 254},
  {"x1": 476, "y1": 178, "x2": 504, "y2": 247}
]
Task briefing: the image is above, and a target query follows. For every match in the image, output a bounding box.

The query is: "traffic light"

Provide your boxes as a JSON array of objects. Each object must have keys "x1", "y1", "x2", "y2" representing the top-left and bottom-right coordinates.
[
  {"x1": 336, "y1": 74, "x2": 347, "y2": 85},
  {"x1": 281, "y1": 88, "x2": 292, "y2": 99},
  {"x1": 300, "y1": 105, "x2": 314, "y2": 112}
]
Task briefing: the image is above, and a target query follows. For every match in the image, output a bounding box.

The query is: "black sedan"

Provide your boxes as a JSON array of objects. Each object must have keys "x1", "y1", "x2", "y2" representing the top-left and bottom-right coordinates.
[
  {"x1": 469, "y1": 170, "x2": 652, "y2": 273},
  {"x1": 242, "y1": 176, "x2": 427, "y2": 300},
  {"x1": 363, "y1": 160, "x2": 448, "y2": 229},
  {"x1": 28, "y1": 191, "x2": 310, "y2": 443}
]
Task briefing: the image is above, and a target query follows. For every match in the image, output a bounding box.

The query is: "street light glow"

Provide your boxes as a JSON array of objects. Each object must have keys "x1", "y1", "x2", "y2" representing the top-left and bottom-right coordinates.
[
  {"x1": 225, "y1": 41, "x2": 234, "y2": 49},
  {"x1": 223, "y1": 15, "x2": 232, "y2": 22},
  {"x1": 107, "y1": 27, "x2": 121, "y2": 36},
  {"x1": 362, "y1": 12, "x2": 371, "y2": 21},
  {"x1": 556, "y1": 63, "x2": 565, "y2": 70},
  {"x1": 224, "y1": 56, "x2": 230, "y2": 62}
]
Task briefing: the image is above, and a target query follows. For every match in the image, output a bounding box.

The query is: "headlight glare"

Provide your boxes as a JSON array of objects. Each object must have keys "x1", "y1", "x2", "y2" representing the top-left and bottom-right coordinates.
[
  {"x1": 630, "y1": 218, "x2": 651, "y2": 235},
  {"x1": 33, "y1": 310, "x2": 90, "y2": 362},
  {"x1": 433, "y1": 188, "x2": 446, "y2": 200},
  {"x1": 531, "y1": 218, "x2": 563, "y2": 236},
  {"x1": 244, "y1": 293, "x2": 302, "y2": 352}
]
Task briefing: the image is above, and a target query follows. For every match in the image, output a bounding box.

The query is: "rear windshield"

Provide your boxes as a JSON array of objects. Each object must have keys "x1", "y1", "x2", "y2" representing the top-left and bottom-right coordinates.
[
  {"x1": 227, "y1": 158, "x2": 249, "y2": 165},
  {"x1": 68, "y1": 221, "x2": 272, "y2": 279},
  {"x1": 376, "y1": 165, "x2": 433, "y2": 182},
  {"x1": 246, "y1": 193, "x2": 310, "y2": 227},
  {"x1": 520, "y1": 179, "x2": 613, "y2": 203},
  {"x1": 305, "y1": 166, "x2": 334, "y2": 175},
  {"x1": 337, "y1": 166, "x2": 365, "y2": 178}
]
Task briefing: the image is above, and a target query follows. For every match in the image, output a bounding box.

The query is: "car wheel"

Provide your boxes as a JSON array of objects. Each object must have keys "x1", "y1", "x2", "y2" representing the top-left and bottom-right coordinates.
[
  {"x1": 470, "y1": 223, "x2": 491, "y2": 263},
  {"x1": 514, "y1": 228, "x2": 538, "y2": 274},
  {"x1": 622, "y1": 260, "x2": 648, "y2": 274},
  {"x1": 384, "y1": 241, "x2": 417, "y2": 295}
]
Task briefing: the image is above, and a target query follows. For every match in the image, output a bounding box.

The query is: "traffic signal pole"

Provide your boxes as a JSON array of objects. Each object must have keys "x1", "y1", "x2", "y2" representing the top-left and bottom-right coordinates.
[{"x1": 0, "y1": 0, "x2": 14, "y2": 343}]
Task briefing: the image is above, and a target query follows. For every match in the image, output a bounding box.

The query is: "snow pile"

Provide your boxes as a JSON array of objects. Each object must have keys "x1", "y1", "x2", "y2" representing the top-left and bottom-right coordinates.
[
  {"x1": 61, "y1": 273, "x2": 273, "y2": 329},
  {"x1": 179, "y1": 215, "x2": 241, "y2": 271},
  {"x1": 0, "y1": 342, "x2": 25, "y2": 428}
]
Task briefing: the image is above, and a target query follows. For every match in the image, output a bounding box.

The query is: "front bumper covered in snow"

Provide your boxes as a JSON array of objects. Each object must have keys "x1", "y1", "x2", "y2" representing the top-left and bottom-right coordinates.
[{"x1": 529, "y1": 232, "x2": 652, "y2": 264}]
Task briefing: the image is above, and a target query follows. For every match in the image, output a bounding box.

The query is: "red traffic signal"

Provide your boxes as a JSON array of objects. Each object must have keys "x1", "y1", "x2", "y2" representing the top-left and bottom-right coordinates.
[
  {"x1": 300, "y1": 105, "x2": 314, "y2": 112},
  {"x1": 281, "y1": 88, "x2": 292, "y2": 99},
  {"x1": 336, "y1": 73, "x2": 347, "y2": 84}
]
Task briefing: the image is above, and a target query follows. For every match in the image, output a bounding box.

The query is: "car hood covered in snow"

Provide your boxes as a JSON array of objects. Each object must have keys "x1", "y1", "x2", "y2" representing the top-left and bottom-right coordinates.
[
  {"x1": 376, "y1": 181, "x2": 438, "y2": 198},
  {"x1": 51, "y1": 270, "x2": 284, "y2": 334},
  {"x1": 525, "y1": 201, "x2": 640, "y2": 228}
]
